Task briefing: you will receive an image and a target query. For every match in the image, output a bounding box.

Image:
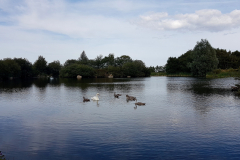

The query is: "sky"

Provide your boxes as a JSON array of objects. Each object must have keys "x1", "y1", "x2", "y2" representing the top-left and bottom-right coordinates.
[{"x1": 0, "y1": 0, "x2": 240, "y2": 66}]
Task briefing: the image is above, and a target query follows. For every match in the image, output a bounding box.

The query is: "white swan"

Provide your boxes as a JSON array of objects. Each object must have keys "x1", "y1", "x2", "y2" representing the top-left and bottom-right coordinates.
[{"x1": 91, "y1": 93, "x2": 100, "y2": 101}]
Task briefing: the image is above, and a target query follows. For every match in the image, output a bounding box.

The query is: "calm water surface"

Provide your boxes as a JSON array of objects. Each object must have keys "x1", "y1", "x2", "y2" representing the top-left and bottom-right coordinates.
[{"x1": 0, "y1": 77, "x2": 240, "y2": 160}]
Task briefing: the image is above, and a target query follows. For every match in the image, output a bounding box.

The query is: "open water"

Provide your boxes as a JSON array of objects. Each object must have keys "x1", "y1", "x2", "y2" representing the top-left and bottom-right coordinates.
[{"x1": 0, "y1": 77, "x2": 240, "y2": 160}]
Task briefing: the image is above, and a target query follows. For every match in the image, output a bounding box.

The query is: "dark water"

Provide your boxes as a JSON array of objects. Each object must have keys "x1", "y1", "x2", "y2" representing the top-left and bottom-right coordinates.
[{"x1": 0, "y1": 77, "x2": 240, "y2": 160}]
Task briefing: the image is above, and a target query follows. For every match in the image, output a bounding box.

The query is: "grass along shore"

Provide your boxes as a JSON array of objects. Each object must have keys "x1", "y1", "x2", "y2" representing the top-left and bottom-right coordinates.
[{"x1": 151, "y1": 68, "x2": 240, "y2": 78}]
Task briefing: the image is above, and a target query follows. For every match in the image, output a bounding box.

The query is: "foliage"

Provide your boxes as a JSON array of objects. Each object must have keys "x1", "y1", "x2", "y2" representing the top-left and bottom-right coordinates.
[
  {"x1": 115, "y1": 55, "x2": 132, "y2": 67},
  {"x1": 102, "y1": 53, "x2": 115, "y2": 67},
  {"x1": 64, "y1": 59, "x2": 78, "y2": 67},
  {"x1": 94, "y1": 55, "x2": 104, "y2": 69},
  {"x1": 78, "y1": 51, "x2": 89, "y2": 65},
  {"x1": 207, "y1": 68, "x2": 240, "y2": 78},
  {"x1": 47, "y1": 60, "x2": 62, "y2": 77},
  {"x1": 190, "y1": 39, "x2": 219, "y2": 77},
  {"x1": 95, "y1": 68, "x2": 108, "y2": 77},
  {"x1": 13, "y1": 58, "x2": 33, "y2": 78},
  {"x1": 151, "y1": 72, "x2": 167, "y2": 76},
  {"x1": 155, "y1": 65, "x2": 166, "y2": 72},
  {"x1": 122, "y1": 60, "x2": 150, "y2": 77},
  {"x1": 33, "y1": 56, "x2": 47, "y2": 75},
  {"x1": 60, "y1": 64, "x2": 95, "y2": 78},
  {"x1": 165, "y1": 57, "x2": 179, "y2": 73},
  {"x1": 148, "y1": 66, "x2": 155, "y2": 73},
  {"x1": 215, "y1": 49, "x2": 240, "y2": 69},
  {"x1": 107, "y1": 66, "x2": 123, "y2": 77},
  {"x1": 178, "y1": 50, "x2": 193, "y2": 72},
  {"x1": 0, "y1": 58, "x2": 21, "y2": 79},
  {"x1": 165, "y1": 50, "x2": 192, "y2": 74}
]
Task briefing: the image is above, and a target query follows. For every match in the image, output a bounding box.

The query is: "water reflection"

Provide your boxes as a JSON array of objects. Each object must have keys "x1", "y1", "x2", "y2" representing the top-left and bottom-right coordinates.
[
  {"x1": 166, "y1": 77, "x2": 240, "y2": 114},
  {"x1": 1, "y1": 77, "x2": 240, "y2": 160}
]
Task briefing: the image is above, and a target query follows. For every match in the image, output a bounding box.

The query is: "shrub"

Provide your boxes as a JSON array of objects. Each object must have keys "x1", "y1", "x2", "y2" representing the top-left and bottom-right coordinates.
[{"x1": 60, "y1": 64, "x2": 95, "y2": 78}]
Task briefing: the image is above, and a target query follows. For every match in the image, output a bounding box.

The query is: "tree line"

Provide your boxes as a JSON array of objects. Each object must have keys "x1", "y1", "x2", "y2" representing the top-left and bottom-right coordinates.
[
  {"x1": 164, "y1": 39, "x2": 240, "y2": 76},
  {"x1": 0, "y1": 52, "x2": 151, "y2": 80}
]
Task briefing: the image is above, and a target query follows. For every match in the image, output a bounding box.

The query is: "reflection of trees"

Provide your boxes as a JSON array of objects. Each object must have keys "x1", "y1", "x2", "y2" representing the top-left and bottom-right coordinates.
[
  {"x1": 49, "y1": 78, "x2": 61, "y2": 87},
  {"x1": 33, "y1": 78, "x2": 48, "y2": 89},
  {"x1": 0, "y1": 79, "x2": 32, "y2": 93},
  {"x1": 60, "y1": 78, "x2": 136, "y2": 92},
  {"x1": 166, "y1": 77, "x2": 231, "y2": 96},
  {"x1": 166, "y1": 77, "x2": 233, "y2": 114}
]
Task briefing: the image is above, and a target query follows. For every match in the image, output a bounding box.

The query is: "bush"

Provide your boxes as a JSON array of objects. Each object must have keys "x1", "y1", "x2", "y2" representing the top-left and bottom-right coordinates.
[
  {"x1": 108, "y1": 66, "x2": 123, "y2": 77},
  {"x1": 212, "y1": 69, "x2": 222, "y2": 74},
  {"x1": 60, "y1": 64, "x2": 95, "y2": 78},
  {"x1": 0, "y1": 58, "x2": 21, "y2": 79},
  {"x1": 122, "y1": 60, "x2": 149, "y2": 77},
  {"x1": 47, "y1": 61, "x2": 62, "y2": 77},
  {"x1": 14, "y1": 58, "x2": 33, "y2": 78}
]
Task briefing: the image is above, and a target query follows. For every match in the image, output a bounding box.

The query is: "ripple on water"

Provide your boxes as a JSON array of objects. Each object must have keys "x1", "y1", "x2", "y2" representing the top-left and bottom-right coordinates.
[{"x1": 0, "y1": 77, "x2": 240, "y2": 160}]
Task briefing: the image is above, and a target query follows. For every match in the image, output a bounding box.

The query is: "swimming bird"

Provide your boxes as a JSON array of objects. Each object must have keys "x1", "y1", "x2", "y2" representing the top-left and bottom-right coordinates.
[
  {"x1": 114, "y1": 92, "x2": 120, "y2": 98},
  {"x1": 126, "y1": 95, "x2": 137, "y2": 101},
  {"x1": 91, "y1": 93, "x2": 100, "y2": 101},
  {"x1": 135, "y1": 102, "x2": 146, "y2": 106},
  {"x1": 83, "y1": 97, "x2": 90, "y2": 102}
]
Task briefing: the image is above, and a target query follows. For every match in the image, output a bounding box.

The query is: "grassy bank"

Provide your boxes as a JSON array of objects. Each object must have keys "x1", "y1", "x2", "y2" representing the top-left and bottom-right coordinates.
[
  {"x1": 151, "y1": 72, "x2": 191, "y2": 77},
  {"x1": 151, "y1": 69, "x2": 240, "y2": 78},
  {"x1": 207, "y1": 69, "x2": 240, "y2": 78}
]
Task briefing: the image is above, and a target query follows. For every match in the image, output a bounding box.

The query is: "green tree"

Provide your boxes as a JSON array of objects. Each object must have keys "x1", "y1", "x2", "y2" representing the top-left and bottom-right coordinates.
[
  {"x1": 14, "y1": 58, "x2": 33, "y2": 78},
  {"x1": 78, "y1": 50, "x2": 88, "y2": 65},
  {"x1": 190, "y1": 39, "x2": 219, "y2": 77},
  {"x1": 115, "y1": 55, "x2": 132, "y2": 67},
  {"x1": 94, "y1": 55, "x2": 104, "y2": 69},
  {"x1": 215, "y1": 48, "x2": 233, "y2": 69},
  {"x1": 102, "y1": 53, "x2": 115, "y2": 67},
  {"x1": 33, "y1": 56, "x2": 47, "y2": 75},
  {"x1": 60, "y1": 64, "x2": 95, "y2": 78},
  {"x1": 47, "y1": 60, "x2": 62, "y2": 77},
  {"x1": 0, "y1": 58, "x2": 21, "y2": 79},
  {"x1": 155, "y1": 65, "x2": 166, "y2": 72},
  {"x1": 122, "y1": 60, "x2": 150, "y2": 77},
  {"x1": 64, "y1": 59, "x2": 78, "y2": 67},
  {"x1": 149, "y1": 66, "x2": 155, "y2": 72},
  {"x1": 165, "y1": 57, "x2": 179, "y2": 74},
  {"x1": 178, "y1": 50, "x2": 193, "y2": 73}
]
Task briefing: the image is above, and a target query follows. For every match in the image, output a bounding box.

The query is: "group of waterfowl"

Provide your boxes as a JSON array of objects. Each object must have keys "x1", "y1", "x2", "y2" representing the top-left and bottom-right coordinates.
[
  {"x1": 83, "y1": 92, "x2": 146, "y2": 107},
  {"x1": 83, "y1": 93, "x2": 100, "y2": 102}
]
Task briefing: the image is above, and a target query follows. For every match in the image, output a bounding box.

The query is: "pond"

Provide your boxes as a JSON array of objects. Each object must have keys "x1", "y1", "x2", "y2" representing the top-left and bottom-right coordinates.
[{"x1": 0, "y1": 77, "x2": 240, "y2": 160}]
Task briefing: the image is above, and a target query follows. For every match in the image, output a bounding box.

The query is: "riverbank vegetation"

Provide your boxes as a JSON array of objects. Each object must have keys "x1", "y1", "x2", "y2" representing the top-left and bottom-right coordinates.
[
  {"x1": 0, "y1": 51, "x2": 151, "y2": 80},
  {"x1": 207, "y1": 68, "x2": 240, "y2": 78},
  {"x1": 1, "y1": 39, "x2": 239, "y2": 80},
  {"x1": 161, "y1": 39, "x2": 240, "y2": 78}
]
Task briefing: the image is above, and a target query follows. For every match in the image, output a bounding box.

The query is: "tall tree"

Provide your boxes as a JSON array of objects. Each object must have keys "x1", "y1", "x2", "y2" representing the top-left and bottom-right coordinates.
[
  {"x1": 102, "y1": 53, "x2": 115, "y2": 67},
  {"x1": 47, "y1": 60, "x2": 62, "y2": 77},
  {"x1": 33, "y1": 56, "x2": 47, "y2": 75},
  {"x1": 115, "y1": 55, "x2": 132, "y2": 67},
  {"x1": 165, "y1": 57, "x2": 179, "y2": 74},
  {"x1": 78, "y1": 51, "x2": 88, "y2": 65},
  {"x1": 190, "y1": 39, "x2": 219, "y2": 77},
  {"x1": 64, "y1": 59, "x2": 78, "y2": 67},
  {"x1": 14, "y1": 58, "x2": 33, "y2": 78},
  {"x1": 0, "y1": 58, "x2": 21, "y2": 79},
  {"x1": 95, "y1": 55, "x2": 104, "y2": 69}
]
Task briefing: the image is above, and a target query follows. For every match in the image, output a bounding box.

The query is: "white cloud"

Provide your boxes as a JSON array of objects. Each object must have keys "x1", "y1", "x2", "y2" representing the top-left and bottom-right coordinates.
[
  {"x1": 1, "y1": 0, "x2": 240, "y2": 66},
  {"x1": 3, "y1": 0, "x2": 140, "y2": 39},
  {"x1": 137, "y1": 9, "x2": 240, "y2": 32}
]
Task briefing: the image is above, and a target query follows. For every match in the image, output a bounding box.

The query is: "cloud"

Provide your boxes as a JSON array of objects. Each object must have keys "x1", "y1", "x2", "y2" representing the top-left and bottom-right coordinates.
[
  {"x1": 136, "y1": 9, "x2": 240, "y2": 32},
  {"x1": 0, "y1": 0, "x2": 143, "y2": 39}
]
